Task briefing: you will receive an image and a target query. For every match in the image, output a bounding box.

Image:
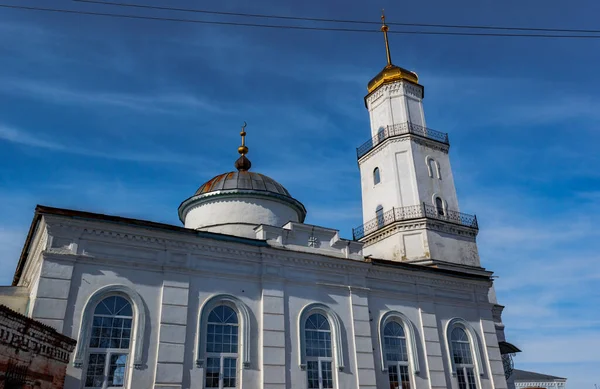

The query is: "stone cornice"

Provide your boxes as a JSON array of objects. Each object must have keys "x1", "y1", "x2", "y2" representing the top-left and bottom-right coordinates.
[
  {"x1": 358, "y1": 133, "x2": 449, "y2": 165},
  {"x1": 365, "y1": 80, "x2": 424, "y2": 108},
  {"x1": 36, "y1": 215, "x2": 491, "y2": 293},
  {"x1": 360, "y1": 217, "x2": 477, "y2": 247},
  {"x1": 178, "y1": 189, "x2": 307, "y2": 224}
]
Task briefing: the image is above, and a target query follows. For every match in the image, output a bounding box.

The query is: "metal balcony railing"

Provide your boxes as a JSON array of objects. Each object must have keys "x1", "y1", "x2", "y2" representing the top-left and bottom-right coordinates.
[
  {"x1": 352, "y1": 203, "x2": 478, "y2": 240},
  {"x1": 356, "y1": 122, "x2": 450, "y2": 159}
]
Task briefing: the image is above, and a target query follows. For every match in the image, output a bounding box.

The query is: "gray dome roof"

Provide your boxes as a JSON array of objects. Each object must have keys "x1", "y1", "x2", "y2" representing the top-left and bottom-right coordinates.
[{"x1": 195, "y1": 171, "x2": 291, "y2": 197}]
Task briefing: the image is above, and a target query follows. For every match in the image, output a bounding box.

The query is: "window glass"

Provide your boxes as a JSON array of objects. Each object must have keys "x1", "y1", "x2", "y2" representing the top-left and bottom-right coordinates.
[{"x1": 374, "y1": 168, "x2": 381, "y2": 185}]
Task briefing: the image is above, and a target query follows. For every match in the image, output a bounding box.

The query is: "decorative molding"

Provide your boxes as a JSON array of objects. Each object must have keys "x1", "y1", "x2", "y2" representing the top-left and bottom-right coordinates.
[
  {"x1": 358, "y1": 133, "x2": 449, "y2": 165},
  {"x1": 298, "y1": 303, "x2": 345, "y2": 372},
  {"x1": 378, "y1": 311, "x2": 420, "y2": 374},
  {"x1": 196, "y1": 294, "x2": 251, "y2": 369},
  {"x1": 39, "y1": 218, "x2": 490, "y2": 296},
  {"x1": 73, "y1": 284, "x2": 146, "y2": 369},
  {"x1": 361, "y1": 218, "x2": 478, "y2": 248},
  {"x1": 444, "y1": 318, "x2": 485, "y2": 377}
]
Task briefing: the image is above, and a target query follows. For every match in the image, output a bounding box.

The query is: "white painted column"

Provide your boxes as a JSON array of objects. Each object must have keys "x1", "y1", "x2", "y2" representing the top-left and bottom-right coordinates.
[
  {"x1": 418, "y1": 301, "x2": 448, "y2": 389},
  {"x1": 261, "y1": 281, "x2": 287, "y2": 389},
  {"x1": 349, "y1": 287, "x2": 377, "y2": 389},
  {"x1": 153, "y1": 276, "x2": 190, "y2": 389}
]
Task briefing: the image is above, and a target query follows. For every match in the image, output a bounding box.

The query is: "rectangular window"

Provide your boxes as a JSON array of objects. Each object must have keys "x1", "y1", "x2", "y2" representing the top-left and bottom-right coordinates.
[
  {"x1": 398, "y1": 365, "x2": 410, "y2": 389},
  {"x1": 466, "y1": 367, "x2": 477, "y2": 389},
  {"x1": 388, "y1": 364, "x2": 411, "y2": 389},
  {"x1": 85, "y1": 353, "x2": 106, "y2": 388},
  {"x1": 307, "y1": 361, "x2": 320, "y2": 389},
  {"x1": 223, "y1": 358, "x2": 237, "y2": 388},
  {"x1": 388, "y1": 365, "x2": 399, "y2": 389},
  {"x1": 321, "y1": 361, "x2": 333, "y2": 389},
  {"x1": 205, "y1": 357, "x2": 220, "y2": 388},
  {"x1": 108, "y1": 354, "x2": 128, "y2": 387},
  {"x1": 457, "y1": 367, "x2": 477, "y2": 389},
  {"x1": 306, "y1": 359, "x2": 333, "y2": 389}
]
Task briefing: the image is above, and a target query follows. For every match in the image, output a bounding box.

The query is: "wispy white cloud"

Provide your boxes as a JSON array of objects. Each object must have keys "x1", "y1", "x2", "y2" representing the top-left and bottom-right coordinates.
[
  {"x1": 0, "y1": 78, "x2": 228, "y2": 114},
  {"x1": 0, "y1": 123, "x2": 201, "y2": 164}
]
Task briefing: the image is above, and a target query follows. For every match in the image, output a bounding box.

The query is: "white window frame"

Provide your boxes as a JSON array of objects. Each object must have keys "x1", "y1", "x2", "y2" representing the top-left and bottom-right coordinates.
[
  {"x1": 298, "y1": 303, "x2": 345, "y2": 373},
  {"x1": 196, "y1": 294, "x2": 251, "y2": 370},
  {"x1": 84, "y1": 350, "x2": 130, "y2": 389},
  {"x1": 74, "y1": 285, "x2": 146, "y2": 372},
  {"x1": 378, "y1": 311, "x2": 420, "y2": 374},
  {"x1": 444, "y1": 318, "x2": 485, "y2": 389},
  {"x1": 204, "y1": 354, "x2": 239, "y2": 389}
]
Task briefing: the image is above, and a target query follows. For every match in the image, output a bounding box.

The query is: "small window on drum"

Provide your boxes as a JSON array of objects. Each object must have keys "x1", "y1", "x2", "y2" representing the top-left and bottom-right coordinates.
[
  {"x1": 435, "y1": 197, "x2": 444, "y2": 216},
  {"x1": 373, "y1": 168, "x2": 381, "y2": 185}
]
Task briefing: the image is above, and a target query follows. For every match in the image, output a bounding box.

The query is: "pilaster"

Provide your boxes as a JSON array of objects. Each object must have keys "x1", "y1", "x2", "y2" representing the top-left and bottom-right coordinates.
[
  {"x1": 479, "y1": 309, "x2": 507, "y2": 389},
  {"x1": 349, "y1": 288, "x2": 377, "y2": 389},
  {"x1": 261, "y1": 281, "x2": 287, "y2": 389},
  {"x1": 31, "y1": 258, "x2": 74, "y2": 333},
  {"x1": 153, "y1": 276, "x2": 190, "y2": 389},
  {"x1": 418, "y1": 300, "x2": 448, "y2": 389}
]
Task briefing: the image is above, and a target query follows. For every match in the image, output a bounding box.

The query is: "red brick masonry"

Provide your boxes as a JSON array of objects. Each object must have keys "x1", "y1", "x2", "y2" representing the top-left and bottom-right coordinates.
[{"x1": 0, "y1": 304, "x2": 76, "y2": 389}]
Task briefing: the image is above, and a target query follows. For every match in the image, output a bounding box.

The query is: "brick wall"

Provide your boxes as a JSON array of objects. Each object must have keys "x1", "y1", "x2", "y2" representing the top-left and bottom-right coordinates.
[{"x1": 0, "y1": 305, "x2": 76, "y2": 389}]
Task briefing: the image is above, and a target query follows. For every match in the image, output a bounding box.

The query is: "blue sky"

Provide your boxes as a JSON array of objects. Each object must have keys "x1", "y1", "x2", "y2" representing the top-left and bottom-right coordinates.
[{"x1": 1, "y1": 0, "x2": 600, "y2": 387}]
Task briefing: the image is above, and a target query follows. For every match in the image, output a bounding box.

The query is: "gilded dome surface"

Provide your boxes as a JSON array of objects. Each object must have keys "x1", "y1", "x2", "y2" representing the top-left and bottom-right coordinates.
[
  {"x1": 367, "y1": 64, "x2": 419, "y2": 93},
  {"x1": 195, "y1": 171, "x2": 292, "y2": 197}
]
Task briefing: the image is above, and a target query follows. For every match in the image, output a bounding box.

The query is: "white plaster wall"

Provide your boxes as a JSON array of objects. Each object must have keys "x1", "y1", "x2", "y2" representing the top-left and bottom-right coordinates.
[
  {"x1": 183, "y1": 196, "x2": 301, "y2": 238},
  {"x1": 410, "y1": 142, "x2": 460, "y2": 211},
  {"x1": 359, "y1": 141, "x2": 418, "y2": 224},
  {"x1": 367, "y1": 81, "x2": 424, "y2": 136},
  {"x1": 61, "y1": 261, "x2": 164, "y2": 389},
  {"x1": 363, "y1": 230, "x2": 429, "y2": 262},
  {"x1": 426, "y1": 229, "x2": 480, "y2": 267},
  {"x1": 21, "y1": 216, "x2": 505, "y2": 389}
]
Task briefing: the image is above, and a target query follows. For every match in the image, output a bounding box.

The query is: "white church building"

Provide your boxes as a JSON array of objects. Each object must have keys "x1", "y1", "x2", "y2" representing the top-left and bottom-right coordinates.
[{"x1": 0, "y1": 15, "x2": 521, "y2": 389}]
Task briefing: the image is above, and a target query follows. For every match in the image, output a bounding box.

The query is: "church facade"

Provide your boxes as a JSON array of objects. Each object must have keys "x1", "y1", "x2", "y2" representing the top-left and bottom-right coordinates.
[{"x1": 1, "y1": 15, "x2": 517, "y2": 389}]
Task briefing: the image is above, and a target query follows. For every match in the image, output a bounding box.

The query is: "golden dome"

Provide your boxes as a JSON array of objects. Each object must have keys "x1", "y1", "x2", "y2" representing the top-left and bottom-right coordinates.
[
  {"x1": 367, "y1": 64, "x2": 419, "y2": 93},
  {"x1": 367, "y1": 11, "x2": 419, "y2": 94}
]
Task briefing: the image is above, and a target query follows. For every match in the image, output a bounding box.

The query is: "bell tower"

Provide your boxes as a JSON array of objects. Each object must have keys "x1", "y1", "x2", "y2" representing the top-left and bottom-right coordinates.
[{"x1": 354, "y1": 13, "x2": 480, "y2": 267}]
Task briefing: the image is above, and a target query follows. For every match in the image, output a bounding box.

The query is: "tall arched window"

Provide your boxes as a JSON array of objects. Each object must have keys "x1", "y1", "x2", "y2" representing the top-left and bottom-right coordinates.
[
  {"x1": 373, "y1": 168, "x2": 381, "y2": 185},
  {"x1": 427, "y1": 157, "x2": 435, "y2": 178},
  {"x1": 435, "y1": 197, "x2": 444, "y2": 216},
  {"x1": 204, "y1": 305, "x2": 239, "y2": 389},
  {"x1": 84, "y1": 296, "x2": 133, "y2": 388},
  {"x1": 298, "y1": 303, "x2": 344, "y2": 386},
  {"x1": 450, "y1": 327, "x2": 477, "y2": 389},
  {"x1": 376, "y1": 205, "x2": 385, "y2": 229},
  {"x1": 305, "y1": 313, "x2": 334, "y2": 389},
  {"x1": 383, "y1": 321, "x2": 411, "y2": 389}
]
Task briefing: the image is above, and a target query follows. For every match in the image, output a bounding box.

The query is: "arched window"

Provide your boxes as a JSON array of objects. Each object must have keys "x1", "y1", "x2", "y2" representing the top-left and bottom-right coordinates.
[
  {"x1": 204, "y1": 306, "x2": 239, "y2": 389},
  {"x1": 445, "y1": 318, "x2": 484, "y2": 389},
  {"x1": 84, "y1": 296, "x2": 133, "y2": 388},
  {"x1": 435, "y1": 197, "x2": 444, "y2": 216},
  {"x1": 376, "y1": 205, "x2": 385, "y2": 229},
  {"x1": 73, "y1": 285, "x2": 146, "y2": 377},
  {"x1": 377, "y1": 126, "x2": 386, "y2": 143},
  {"x1": 373, "y1": 168, "x2": 381, "y2": 185},
  {"x1": 379, "y1": 311, "x2": 420, "y2": 389},
  {"x1": 450, "y1": 328, "x2": 477, "y2": 389},
  {"x1": 305, "y1": 313, "x2": 333, "y2": 389},
  {"x1": 196, "y1": 294, "x2": 251, "y2": 374},
  {"x1": 426, "y1": 157, "x2": 442, "y2": 179},
  {"x1": 298, "y1": 303, "x2": 344, "y2": 387},
  {"x1": 427, "y1": 157, "x2": 435, "y2": 178},
  {"x1": 383, "y1": 321, "x2": 411, "y2": 389}
]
